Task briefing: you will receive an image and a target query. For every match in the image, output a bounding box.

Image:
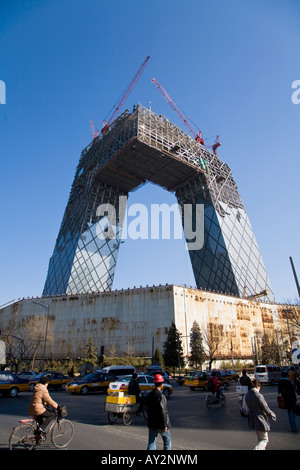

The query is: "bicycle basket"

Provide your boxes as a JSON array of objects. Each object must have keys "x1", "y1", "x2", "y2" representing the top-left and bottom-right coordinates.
[{"x1": 58, "y1": 405, "x2": 68, "y2": 417}]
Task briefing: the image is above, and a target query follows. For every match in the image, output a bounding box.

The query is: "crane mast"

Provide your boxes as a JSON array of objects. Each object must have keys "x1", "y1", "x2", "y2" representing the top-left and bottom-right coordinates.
[
  {"x1": 101, "y1": 56, "x2": 150, "y2": 134},
  {"x1": 152, "y1": 78, "x2": 205, "y2": 146}
]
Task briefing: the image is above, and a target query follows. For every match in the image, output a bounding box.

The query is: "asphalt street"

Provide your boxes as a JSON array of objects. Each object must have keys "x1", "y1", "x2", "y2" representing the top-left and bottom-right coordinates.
[{"x1": 0, "y1": 381, "x2": 299, "y2": 452}]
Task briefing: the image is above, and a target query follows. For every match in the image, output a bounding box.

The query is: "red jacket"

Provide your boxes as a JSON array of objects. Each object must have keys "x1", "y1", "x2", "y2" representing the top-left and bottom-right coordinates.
[{"x1": 206, "y1": 376, "x2": 222, "y2": 391}]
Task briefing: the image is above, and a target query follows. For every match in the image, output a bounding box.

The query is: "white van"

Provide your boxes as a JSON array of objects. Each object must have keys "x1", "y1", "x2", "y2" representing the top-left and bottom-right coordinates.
[
  {"x1": 254, "y1": 365, "x2": 281, "y2": 385},
  {"x1": 101, "y1": 365, "x2": 136, "y2": 378}
]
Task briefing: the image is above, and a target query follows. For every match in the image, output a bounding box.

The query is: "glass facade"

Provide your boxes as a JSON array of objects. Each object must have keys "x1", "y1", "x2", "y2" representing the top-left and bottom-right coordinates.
[{"x1": 43, "y1": 105, "x2": 274, "y2": 302}]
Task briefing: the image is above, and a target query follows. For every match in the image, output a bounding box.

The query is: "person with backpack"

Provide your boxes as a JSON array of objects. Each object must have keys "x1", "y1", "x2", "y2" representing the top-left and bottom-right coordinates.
[{"x1": 207, "y1": 372, "x2": 222, "y2": 400}]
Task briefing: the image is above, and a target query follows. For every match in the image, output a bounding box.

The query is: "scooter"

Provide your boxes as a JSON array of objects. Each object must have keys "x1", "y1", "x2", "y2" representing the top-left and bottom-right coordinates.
[{"x1": 205, "y1": 391, "x2": 226, "y2": 408}]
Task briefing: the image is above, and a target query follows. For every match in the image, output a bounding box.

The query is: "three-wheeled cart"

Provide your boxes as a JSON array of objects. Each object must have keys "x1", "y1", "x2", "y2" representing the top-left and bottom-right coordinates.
[{"x1": 105, "y1": 393, "x2": 139, "y2": 426}]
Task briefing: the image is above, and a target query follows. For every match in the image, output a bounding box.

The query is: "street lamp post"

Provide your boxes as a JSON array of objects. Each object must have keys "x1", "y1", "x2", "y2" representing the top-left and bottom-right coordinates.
[{"x1": 32, "y1": 301, "x2": 50, "y2": 372}]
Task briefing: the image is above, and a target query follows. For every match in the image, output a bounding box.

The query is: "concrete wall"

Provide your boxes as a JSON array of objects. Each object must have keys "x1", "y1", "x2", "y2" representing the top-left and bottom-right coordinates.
[
  {"x1": 0, "y1": 286, "x2": 175, "y2": 359},
  {"x1": 173, "y1": 286, "x2": 281, "y2": 359},
  {"x1": 0, "y1": 285, "x2": 298, "y2": 363}
]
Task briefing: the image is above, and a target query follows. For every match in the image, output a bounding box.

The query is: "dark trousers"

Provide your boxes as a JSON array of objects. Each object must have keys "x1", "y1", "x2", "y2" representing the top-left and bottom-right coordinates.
[{"x1": 37, "y1": 409, "x2": 55, "y2": 431}]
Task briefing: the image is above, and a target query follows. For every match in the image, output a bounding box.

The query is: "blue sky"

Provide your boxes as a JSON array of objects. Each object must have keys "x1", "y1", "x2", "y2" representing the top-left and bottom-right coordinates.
[{"x1": 0, "y1": 0, "x2": 299, "y2": 306}]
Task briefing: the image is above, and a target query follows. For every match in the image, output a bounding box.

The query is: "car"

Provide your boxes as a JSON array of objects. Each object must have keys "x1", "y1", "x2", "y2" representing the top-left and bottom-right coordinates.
[
  {"x1": 29, "y1": 371, "x2": 73, "y2": 391},
  {"x1": 66, "y1": 372, "x2": 118, "y2": 395},
  {"x1": 184, "y1": 370, "x2": 231, "y2": 390},
  {"x1": 101, "y1": 365, "x2": 136, "y2": 378},
  {"x1": 108, "y1": 374, "x2": 173, "y2": 399},
  {"x1": 225, "y1": 370, "x2": 239, "y2": 381},
  {"x1": 175, "y1": 375, "x2": 186, "y2": 385},
  {"x1": 184, "y1": 371, "x2": 211, "y2": 390},
  {"x1": 0, "y1": 371, "x2": 30, "y2": 397},
  {"x1": 17, "y1": 370, "x2": 39, "y2": 381},
  {"x1": 254, "y1": 364, "x2": 282, "y2": 385}
]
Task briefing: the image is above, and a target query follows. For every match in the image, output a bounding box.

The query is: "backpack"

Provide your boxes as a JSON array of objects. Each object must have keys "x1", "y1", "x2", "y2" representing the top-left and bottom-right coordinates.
[{"x1": 208, "y1": 378, "x2": 215, "y2": 392}]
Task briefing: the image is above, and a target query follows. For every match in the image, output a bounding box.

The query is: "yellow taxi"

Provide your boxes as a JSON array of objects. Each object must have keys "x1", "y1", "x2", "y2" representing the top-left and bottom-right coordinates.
[
  {"x1": 66, "y1": 372, "x2": 118, "y2": 395},
  {"x1": 184, "y1": 371, "x2": 210, "y2": 390},
  {"x1": 184, "y1": 370, "x2": 231, "y2": 390},
  {"x1": 29, "y1": 371, "x2": 73, "y2": 391},
  {"x1": 0, "y1": 371, "x2": 30, "y2": 397},
  {"x1": 108, "y1": 374, "x2": 173, "y2": 399}
]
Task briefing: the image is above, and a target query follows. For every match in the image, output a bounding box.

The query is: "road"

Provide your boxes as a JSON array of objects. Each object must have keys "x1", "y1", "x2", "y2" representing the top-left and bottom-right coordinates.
[{"x1": 0, "y1": 381, "x2": 299, "y2": 452}]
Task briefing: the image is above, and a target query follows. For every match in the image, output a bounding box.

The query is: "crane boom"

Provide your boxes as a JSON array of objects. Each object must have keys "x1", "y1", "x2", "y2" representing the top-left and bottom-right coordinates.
[
  {"x1": 101, "y1": 56, "x2": 150, "y2": 134},
  {"x1": 152, "y1": 78, "x2": 205, "y2": 146},
  {"x1": 90, "y1": 119, "x2": 98, "y2": 139}
]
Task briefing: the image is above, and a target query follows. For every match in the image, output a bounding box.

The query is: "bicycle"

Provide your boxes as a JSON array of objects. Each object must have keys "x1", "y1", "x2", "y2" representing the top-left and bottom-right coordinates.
[
  {"x1": 205, "y1": 390, "x2": 226, "y2": 409},
  {"x1": 9, "y1": 406, "x2": 74, "y2": 450}
]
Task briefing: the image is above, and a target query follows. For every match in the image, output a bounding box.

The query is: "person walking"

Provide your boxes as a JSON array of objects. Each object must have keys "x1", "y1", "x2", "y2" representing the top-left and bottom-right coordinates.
[
  {"x1": 278, "y1": 371, "x2": 298, "y2": 432},
  {"x1": 146, "y1": 374, "x2": 171, "y2": 450},
  {"x1": 245, "y1": 379, "x2": 276, "y2": 450},
  {"x1": 240, "y1": 369, "x2": 251, "y2": 387},
  {"x1": 128, "y1": 373, "x2": 143, "y2": 415}
]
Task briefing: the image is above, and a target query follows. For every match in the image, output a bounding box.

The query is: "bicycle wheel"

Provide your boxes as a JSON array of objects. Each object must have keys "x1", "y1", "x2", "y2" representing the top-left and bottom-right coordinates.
[
  {"x1": 220, "y1": 394, "x2": 226, "y2": 406},
  {"x1": 51, "y1": 419, "x2": 74, "y2": 449},
  {"x1": 9, "y1": 423, "x2": 36, "y2": 450},
  {"x1": 205, "y1": 397, "x2": 212, "y2": 409},
  {"x1": 108, "y1": 412, "x2": 118, "y2": 424},
  {"x1": 122, "y1": 411, "x2": 133, "y2": 426}
]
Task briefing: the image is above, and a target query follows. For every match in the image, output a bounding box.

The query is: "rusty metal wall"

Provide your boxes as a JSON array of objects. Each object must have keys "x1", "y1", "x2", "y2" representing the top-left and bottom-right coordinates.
[{"x1": 0, "y1": 285, "x2": 298, "y2": 362}]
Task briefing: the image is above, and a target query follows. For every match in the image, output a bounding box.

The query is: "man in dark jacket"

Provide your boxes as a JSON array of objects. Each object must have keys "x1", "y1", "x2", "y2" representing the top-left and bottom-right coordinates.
[
  {"x1": 128, "y1": 373, "x2": 143, "y2": 415},
  {"x1": 240, "y1": 369, "x2": 251, "y2": 387},
  {"x1": 146, "y1": 374, "x2": 171, "y2": 450},
  {"x1": 278, "y1": 371, "x2": 298, "y2": 432}
]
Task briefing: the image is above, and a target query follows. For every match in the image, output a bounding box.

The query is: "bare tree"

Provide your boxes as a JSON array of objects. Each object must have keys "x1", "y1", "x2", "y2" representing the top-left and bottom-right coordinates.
[
  {"x1": 1, "y1": 315, "x2": 53, "y2": 370},
  {"x1": 202, "y1": 323, "x2": 225, "y2": 370},
  {"x1": 22, "y1": 316, "x2": 53, "y2": 369},
  {"x1": 281, "y1": 304, "x2": 300, "y2": 336}
]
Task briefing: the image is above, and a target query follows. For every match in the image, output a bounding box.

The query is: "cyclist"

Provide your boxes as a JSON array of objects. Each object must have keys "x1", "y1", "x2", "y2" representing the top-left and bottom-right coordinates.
[
  {"x1": 207, "y1": 372, "x2": 222, "y2": 400},
  {"x1": 29, "y1": 376, "x2": 59, "y2": 437}
]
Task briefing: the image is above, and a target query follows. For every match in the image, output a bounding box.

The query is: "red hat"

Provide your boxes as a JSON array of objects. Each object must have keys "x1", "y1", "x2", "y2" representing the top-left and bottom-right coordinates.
[{"x1": 153, "y1": 374, "x2": 164, "y2": 383}]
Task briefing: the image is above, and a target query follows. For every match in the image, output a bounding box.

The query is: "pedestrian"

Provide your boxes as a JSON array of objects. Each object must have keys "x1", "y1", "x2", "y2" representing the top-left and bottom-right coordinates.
[
  {"x1": 278, "y1": 371, "x2": 298, "y2": 432},
  {"x1": 128, "y1": 373, "x2": 143, "y2": 415},
  {"x1": 240, "y1": 369, "x2": 251, "y2": 387},
  {"x1": 245, "y1": 379, "x2": 276, "y2": 450},
  {"x1": 146, "y1": 374, "x2": 171, "y2": 450}
]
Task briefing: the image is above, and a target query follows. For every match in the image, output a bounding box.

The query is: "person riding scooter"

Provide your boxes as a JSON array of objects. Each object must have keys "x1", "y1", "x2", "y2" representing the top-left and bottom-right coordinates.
[{"x1": 206, "y1": 372, "x2": 222, "y2": 400}]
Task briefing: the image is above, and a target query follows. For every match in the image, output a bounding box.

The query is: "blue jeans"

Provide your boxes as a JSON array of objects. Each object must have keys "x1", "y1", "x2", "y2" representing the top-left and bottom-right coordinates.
[
  {"x1": 288, "y1": 409, "x2": 298, "y2": 432},
  {"x1": 147, "y1": 428, "x2": 171, "y2": 450}
]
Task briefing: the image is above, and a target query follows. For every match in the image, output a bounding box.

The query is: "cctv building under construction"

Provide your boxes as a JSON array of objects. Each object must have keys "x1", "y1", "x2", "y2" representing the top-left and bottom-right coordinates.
[
  {"x1": 43, "y1": 104, "x2": 274, "y2": 303},
  {"x1": 1, "y1": 104, "x2": 298, "y2": 364}
]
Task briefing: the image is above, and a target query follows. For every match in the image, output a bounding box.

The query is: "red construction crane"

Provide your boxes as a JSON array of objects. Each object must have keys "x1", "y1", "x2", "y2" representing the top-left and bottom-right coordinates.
[
  {"x1": 206, "y1": 135, "x2": 221, "y2": 156},
  {"x1": 90, "y1": 119, "x2": 99, "y2": 139},
  {"x1": 101, "y1": 56, "x2": 150, "y2": 135},
  {"x1": 152, "y1": 78, "x2": 205, "y2": 146}
]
